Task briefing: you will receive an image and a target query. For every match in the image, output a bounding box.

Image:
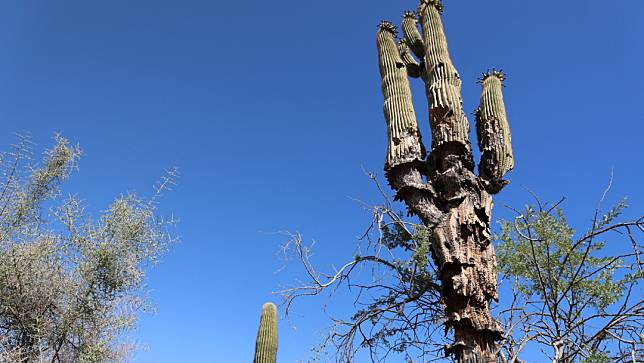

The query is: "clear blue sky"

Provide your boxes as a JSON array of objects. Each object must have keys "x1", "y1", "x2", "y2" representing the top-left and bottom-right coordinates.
[{"x1": 1, "y1": 1, "x2": 642, "y2": 362}]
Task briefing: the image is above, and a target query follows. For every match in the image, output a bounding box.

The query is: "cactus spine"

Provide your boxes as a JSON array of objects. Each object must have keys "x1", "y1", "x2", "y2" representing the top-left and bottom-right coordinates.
[{"x1": 253, "y1": 303, "x2": 277, "y2": 363}]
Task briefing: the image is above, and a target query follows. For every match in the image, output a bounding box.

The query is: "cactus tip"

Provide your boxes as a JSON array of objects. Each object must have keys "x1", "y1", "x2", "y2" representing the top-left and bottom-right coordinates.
[
  {"x1": 378, "y1": 21, "x2": 398, "y2": 36},
  {"x1": 403, "y1": 10, "x2": 418, "y2": 19},
  {"x1": 262, "y1": 302, "x2": 277, "y2": 310},
  {"x1": 420, "y1": 0, "x2": 444, "y2": 14},
  {"x1": 479, "y1": 68, "x2": 507, "y2": 84}
]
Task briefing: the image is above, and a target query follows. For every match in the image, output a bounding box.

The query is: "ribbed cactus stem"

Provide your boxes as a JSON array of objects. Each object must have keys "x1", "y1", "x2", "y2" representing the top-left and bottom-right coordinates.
[
  {"x1": 402, "y1": 11, "x2": 425, "y2": 59},
  {"x1": 418, "y1": 0, "x2": 448, "y2": 69},
  {"x1": 398, "y1": 40, "x2": 421, "y2": 78},
  {"x1": 253, "y1": 303, "x2": 277, "y2": 363},
  {"x1": 377, "y1": 21, "x2": 442, "y2": 227},
  {"x1": 377, "y1": 21, "x2": 425, "y2": 171},
  {"x1": 419, "y1": 0, "x2": 472, "y2": 167},
  {"x1": 476, "y1": 70, "x2": 514, "y2": 193}
]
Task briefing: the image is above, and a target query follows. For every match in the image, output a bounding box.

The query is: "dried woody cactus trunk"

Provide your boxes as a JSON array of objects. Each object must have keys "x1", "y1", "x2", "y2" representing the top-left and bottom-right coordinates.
[
  {"x1": 377, "y1": 1, "x2": 514, "y2": 362},
  {"x1": 253, "y1": 303, "x2": 278, "y2": 363}
]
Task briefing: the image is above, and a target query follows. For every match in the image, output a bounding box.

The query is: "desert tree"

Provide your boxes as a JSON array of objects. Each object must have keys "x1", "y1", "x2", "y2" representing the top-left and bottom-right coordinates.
[
  {"x1": 0, "y1": 135, "x2": 177, "y2": 362},
  {"x1": 279, "y1": 187, "x2": 642, "y2": 362},
  {"x1": 496, "y1": 192, "x2": 643, "y2": 363}
]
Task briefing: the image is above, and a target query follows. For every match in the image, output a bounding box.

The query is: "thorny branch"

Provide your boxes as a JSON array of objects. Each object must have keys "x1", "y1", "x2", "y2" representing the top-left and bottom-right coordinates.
[{"x1": 277, "y1": 176, "x2": 445, "y2": 362}]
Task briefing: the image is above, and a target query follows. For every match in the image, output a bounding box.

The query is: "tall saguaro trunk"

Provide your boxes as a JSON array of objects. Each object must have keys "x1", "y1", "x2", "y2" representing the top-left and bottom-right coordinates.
[{"x1": 376, "y1": 1, "x2": 514, "y2": 362}]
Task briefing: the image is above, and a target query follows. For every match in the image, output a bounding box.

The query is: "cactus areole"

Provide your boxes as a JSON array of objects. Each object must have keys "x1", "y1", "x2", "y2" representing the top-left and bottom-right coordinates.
[
  {"x1": 377, "y1": 1, "x2": 514, "y2": 362},
  {"x1": 253, "y1": 303, "x2": 278, "y2": 363}
]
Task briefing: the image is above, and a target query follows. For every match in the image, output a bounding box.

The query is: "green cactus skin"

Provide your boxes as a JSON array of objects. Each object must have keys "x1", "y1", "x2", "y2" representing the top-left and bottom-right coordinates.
[
  {"x1": 418, "y1": 0, "x2": 448, "y2": 69},
  {"x1": 377, "y1": 21, "x2": 442, "y2": 227},
  {"x1": 476, "y1": 70, "x2": 514, "y2": 193},
  {"x1": 398, "y1": 40, "x2": 421, "y2": 79},
  {"x1": 402, "y1": 11, "x2": 425, "y2": 60},
  {"x1": 253, "y1": 303, "x2": 277, "y2": 363},
  {"x1": 418, "y1": 0, "x2": 473, "y2": 167},
  {"x1": 377, "y1": 22, "x2": 425, "y2": 172}
]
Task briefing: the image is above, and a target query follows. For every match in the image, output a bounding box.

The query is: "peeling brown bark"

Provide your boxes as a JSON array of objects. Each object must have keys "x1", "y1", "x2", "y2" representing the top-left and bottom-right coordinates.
[
  {"x1": 376, "y1": 2, "x2": 514, "y2": 362},
  {"x1": 428, "y1": 155, "x2": 502, "y2": 363}
]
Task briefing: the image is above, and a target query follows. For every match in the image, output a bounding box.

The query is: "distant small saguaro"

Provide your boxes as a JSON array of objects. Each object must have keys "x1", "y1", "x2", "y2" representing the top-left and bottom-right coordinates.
[{"x1": 253, "y1": 302, "x2": 278, "y2": 363}]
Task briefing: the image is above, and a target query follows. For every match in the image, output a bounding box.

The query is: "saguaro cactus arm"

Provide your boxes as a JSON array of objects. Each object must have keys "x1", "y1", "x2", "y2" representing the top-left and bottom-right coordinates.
[
  {"x1": 418, "y1": 0, "x2": 448, "y2": 69},
  {"x1": 377, "y1": 21, "x2": 424, "y2": 171},
  {"x1": 418, "y1": 0, "x2": 473, "y2": 169},
  {"x1": 398, "y1": 40, "x2": 422, "y2": 79},
  {"x1": 402, "y1": 11, "x2": 426, "y2": 60},
  {"x1": 253, "y1": 303, "x2": 278, "y2": 363},
  {"x1": 377, "y1": 21, "x2": 442, "y2": 227},
  {"x1": 476, "y1": 70, "x2": 514, "y2": 194}
]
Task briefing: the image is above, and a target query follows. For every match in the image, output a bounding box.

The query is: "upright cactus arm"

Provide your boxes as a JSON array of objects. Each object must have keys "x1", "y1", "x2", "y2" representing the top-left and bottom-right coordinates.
[
  {"x1": 377, "y1": 21, "x2": 423, "y2": 171},
  {"x1": 253, "y1": 303, "x2": 278, "y2": 363},
  {"x1": 402, "y1": 11, "x2": 425, "y2": 60},
  {"x1": 377, "y1": 21, "x2": 442, "y2": 226},
  {"x1": 398, "y1": 40, "x2": 421, "y2": 79},
  {"x1": 476, "y1": 70, "x2": 514, "y2": 194},
  {"x1": 418, "y1": 0, "x2": 473, "y2": 169},
  {"x1": 418, "y1": 0, "x2": 448, "y2": 69}
]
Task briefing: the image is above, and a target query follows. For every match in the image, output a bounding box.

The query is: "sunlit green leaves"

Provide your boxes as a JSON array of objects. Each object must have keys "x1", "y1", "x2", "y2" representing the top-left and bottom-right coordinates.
[
  {"x1": 497, "y1": 203, "x2": 627, "y2": 310},
  {"x1": 496, "y1": 199, "x2": 642, "y2": 362}
]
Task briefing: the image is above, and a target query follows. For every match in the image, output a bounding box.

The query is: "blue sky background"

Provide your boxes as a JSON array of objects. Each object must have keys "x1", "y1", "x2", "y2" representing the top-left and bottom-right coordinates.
[{"x1": 0, "y1": 0, "x2": 642, "y2": 362}]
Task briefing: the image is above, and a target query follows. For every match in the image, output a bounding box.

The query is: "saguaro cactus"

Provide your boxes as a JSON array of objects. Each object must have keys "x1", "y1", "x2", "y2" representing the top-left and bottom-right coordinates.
[
  {"x1": 253, "y1": 303, "x2": 278, "y2": 363},
  {"x1": 476, "y1": 70, "x2": 514, "y2": 193},
  {"x1": 376, "y1": 1, "x2": 514, "y2": 362}
]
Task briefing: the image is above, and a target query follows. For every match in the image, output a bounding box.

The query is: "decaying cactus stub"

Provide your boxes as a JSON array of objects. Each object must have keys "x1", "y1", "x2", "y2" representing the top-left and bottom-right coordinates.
[
  {"x1": 253, "y1": 303, "x2": 278, "y2": 363},
  {"x1": 376, "y1": 1, "x2": 514, "y2": 362},
  {"x1": 476, "y1": 70, "x2": 514, "y2": 194}
]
